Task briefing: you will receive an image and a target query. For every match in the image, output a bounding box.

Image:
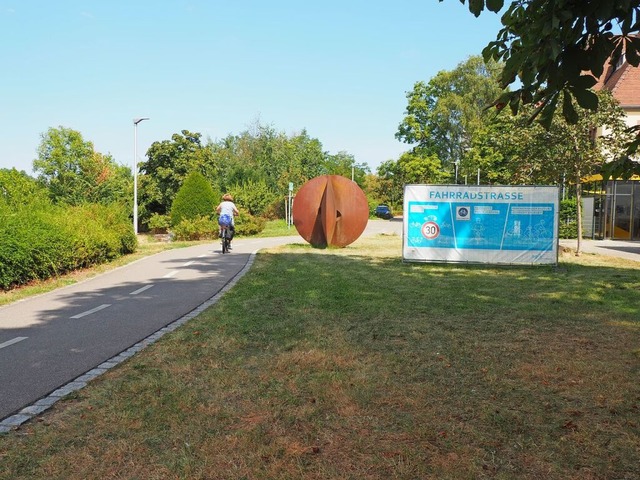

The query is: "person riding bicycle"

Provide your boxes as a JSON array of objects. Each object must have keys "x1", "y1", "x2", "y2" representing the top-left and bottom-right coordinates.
[{"x1": 216, "y1": 193, "x2": 239, "y2": 248}]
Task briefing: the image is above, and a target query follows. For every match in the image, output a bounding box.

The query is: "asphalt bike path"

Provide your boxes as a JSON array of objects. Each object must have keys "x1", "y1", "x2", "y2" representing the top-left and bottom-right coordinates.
[{"x1": 0, "y1": 233, "x2": 311, "y2": 429}]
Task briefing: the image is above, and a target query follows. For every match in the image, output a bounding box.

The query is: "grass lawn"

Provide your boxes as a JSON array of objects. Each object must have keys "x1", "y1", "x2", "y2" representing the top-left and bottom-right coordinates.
[
  {"x1": 1, "y1": 235, "x2": 639, "y2": 479},
  {"x1": 253, "y1": 219, "x2": 301, "y2": 238}
]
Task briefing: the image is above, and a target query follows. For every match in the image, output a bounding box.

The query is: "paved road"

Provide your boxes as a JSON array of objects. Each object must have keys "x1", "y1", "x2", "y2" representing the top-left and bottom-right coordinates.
[{"x1": 560, "y1": 238, "x2": 640, "y2": 262}]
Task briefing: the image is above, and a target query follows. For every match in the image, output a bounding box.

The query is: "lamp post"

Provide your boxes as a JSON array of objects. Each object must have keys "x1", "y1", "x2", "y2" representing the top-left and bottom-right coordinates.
[{"x1": 133, "y1": 117, "x2": 149, "y2": 235}]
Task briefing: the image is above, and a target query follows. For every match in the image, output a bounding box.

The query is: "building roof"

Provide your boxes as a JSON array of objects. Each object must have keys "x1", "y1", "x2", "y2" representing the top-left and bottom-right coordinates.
[{"x1": 594, "y1": 47, "x2": 640, "y2": 107}]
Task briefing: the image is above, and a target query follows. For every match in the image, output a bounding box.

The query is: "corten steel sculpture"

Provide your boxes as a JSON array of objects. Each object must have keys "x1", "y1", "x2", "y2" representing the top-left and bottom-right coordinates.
[{"x1": 292, "y1": 175, "x2": 369, "y2": 248}]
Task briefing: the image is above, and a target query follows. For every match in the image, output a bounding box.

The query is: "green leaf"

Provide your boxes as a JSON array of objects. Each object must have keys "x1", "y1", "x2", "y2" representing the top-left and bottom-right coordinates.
[
  {"x1": 571, "y1": 74, "x2": 597, "y2": 90},
  {"x1": 562, "y1": 92, "x2": 579, "y2": 124},
  {"x1": 468, "y1": 0, "x2": 484, "y2": 17},
  {"x1": 485, "y1": 0, "x2": 503, "y2": 13},
  {"x1": 626, "y1": 40, "x2": 640, "y2": 66},
  {"x1": 622, "y1": 11, "x2": 634, "y2": 33},
  {"x1": 571, "y1": 88, "x2": 599, "y2": 110},
  {"x1": 537, "y1": 94, "x2": 559, "y2": 130},
  {"x1": 600, "y1": 155, "x2": 640, "y2": 180}
]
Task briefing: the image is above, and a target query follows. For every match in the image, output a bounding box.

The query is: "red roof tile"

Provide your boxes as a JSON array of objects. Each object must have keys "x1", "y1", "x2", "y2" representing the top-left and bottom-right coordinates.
[{"x1": 594, "y1": 41, "x2": 640, "y2": 106}]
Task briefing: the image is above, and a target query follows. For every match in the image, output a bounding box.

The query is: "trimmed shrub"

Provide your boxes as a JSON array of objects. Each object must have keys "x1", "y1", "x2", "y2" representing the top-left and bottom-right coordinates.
[
  {"x1": 0, "y1": 202, "x2": 136, "y2": 291},
  {"x1": 171, "y1": 215, "x2": 217, "y2": 241},
  {"x1": 0, "y1": 208, "x2": 70, "y2": 289},
  {"x1": 262, "y1": 196, "x2": 287, "y2": 220},
  {"x1": 170, "y1": 171, "x2": 216, "y2": 227},
  {"x1": 559, "y1": 221, "x2": 578, "y2": 239},
  {"x1": 234, "y1": 210, "x2": 266, "y2": 236},
  {"x1": 559, "y1": 198, "x2": 578, "y2": 239},
  {"x1": 148, "y1": 213, "x2": 170, "y2": 234}
]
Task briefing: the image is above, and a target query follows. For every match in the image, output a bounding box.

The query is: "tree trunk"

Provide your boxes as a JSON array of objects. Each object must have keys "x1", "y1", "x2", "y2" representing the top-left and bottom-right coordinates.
[{"x1": 575, "y1": 173, "x2": 583, "y2": 256}]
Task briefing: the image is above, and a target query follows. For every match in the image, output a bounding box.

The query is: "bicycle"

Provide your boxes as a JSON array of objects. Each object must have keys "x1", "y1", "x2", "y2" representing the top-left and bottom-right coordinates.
[{"x1": 220, "y1": 225, "x2": 231, "y2": 254}]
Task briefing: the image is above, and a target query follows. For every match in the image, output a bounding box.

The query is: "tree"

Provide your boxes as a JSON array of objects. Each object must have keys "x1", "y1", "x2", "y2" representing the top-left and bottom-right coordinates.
[
  {"x1": 372, "y1": 151, "x2": 444, "y2": 209},
  {"x1": 141, "y1": 122, "x2": 361, "y2": 225},
  {"x1": 455, "y1": 0, "x2": 640, "y2": 176},
  {"x1": 462, "y1": 120, "x2": 516, "y2": 185},
  {"x1": 480, "y1": 90, "x2": 630, "y2": 253},
  {"x1": 375, "y1": 159, "x2": 404, "y2": 209},
  {"x1": 33, "y1": 126, "x2": 131, "y2": 206},
  {"x1": 228, "y1": 179, "x2": 276, "y2": 216},
  {"x1": 396, "y1": 55, "x2": 504, "y2": 181},
  {"x1": 323, "y1": 151, "x2": 370, "y2": 185},
  {"x1": 211, "y1": 124, "x2": 328, "y2": 195},
  {"x1": 139, "y1": 130, "x2": 212, "y2": 221},
  {"x1": 0, "y1": 168, "x2": 48, "y2": 208},
  {"x1": 169, "y1": 171, "x2": 216, "y2": 227}
]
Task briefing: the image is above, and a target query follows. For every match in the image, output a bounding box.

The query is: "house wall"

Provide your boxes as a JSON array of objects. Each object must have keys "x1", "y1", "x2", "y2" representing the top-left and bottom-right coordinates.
[
  {"x1": 599, "y1": 106, "x2": 640, "y2": 137},
  {"x1": 622, "y1": 107, "x2": 640, "y2": 128}
]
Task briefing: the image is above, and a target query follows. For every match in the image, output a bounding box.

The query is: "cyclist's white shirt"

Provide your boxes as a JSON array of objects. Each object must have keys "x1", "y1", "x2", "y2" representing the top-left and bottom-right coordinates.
[{"x1": 219, "y1": 201, "x2": 237, "y2": 225}]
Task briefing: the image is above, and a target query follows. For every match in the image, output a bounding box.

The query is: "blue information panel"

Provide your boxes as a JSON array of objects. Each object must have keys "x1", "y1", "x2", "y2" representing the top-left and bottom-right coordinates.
[{"x1": 403, "y1": 185, "x2": 559, "y2": 265}]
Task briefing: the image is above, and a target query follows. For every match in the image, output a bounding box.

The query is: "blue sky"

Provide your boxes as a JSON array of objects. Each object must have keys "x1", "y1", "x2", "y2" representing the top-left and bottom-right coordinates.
[{"x1": 0, "y1": 1, "x2": 503, "y2": 175}]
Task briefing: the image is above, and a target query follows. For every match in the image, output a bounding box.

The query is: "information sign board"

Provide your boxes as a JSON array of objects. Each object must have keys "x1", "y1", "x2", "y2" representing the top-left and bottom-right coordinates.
[{"x1": 403, "y1": 185, "x2": 559, "y2": 265}]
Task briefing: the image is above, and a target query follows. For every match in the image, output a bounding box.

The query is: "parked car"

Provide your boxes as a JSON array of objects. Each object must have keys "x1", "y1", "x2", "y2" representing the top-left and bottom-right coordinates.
[{"x1": 374, "y1": 204, "x2": 393, "y2": 219}]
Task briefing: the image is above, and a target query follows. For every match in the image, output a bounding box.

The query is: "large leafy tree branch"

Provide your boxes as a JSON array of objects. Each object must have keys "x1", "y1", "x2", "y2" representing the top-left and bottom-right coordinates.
[
  {"x1": 481, "y1": 89, "x2": 630, "y2": 251},
  {"x1": 452, "y1": 0, "x2": 640, "y2": 176}
]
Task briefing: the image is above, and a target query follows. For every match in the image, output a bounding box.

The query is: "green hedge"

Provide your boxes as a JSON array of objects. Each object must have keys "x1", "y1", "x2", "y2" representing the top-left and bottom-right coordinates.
[
  {"x1": 171, "y1": 210, "x2": 266, "y2": 240},
  {"x1": 234, "y1": 210, "x2": 266, "y2": 236},
  {"x1": 559, "y1": 198, "x2": 578, "y2": 239},
  {"x1": 0, "y1": 203, "x2": 136, "y2": 290},
  {"x1": 172, "y1": 216, "x2": 217, "y2": 241}
]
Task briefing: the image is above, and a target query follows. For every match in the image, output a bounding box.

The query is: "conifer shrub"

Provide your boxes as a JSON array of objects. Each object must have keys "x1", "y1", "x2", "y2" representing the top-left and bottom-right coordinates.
[{"x1": 170, "y1": 171, "x2": 216, "y2": 227}]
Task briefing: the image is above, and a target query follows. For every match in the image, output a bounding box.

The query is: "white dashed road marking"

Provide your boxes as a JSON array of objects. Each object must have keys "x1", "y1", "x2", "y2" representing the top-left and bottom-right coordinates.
[
  {"x1": 130, "y1": 285, "x2": 154, "y2": 295},
  {"x1": 70, "y1": 304, "x2": 111, "y2": 319},
  {"x1": 0, "y1": 337, "x2": 28, "y2": 350}
]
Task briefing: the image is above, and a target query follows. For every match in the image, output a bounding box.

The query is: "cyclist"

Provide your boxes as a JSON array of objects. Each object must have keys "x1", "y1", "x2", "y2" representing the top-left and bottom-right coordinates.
[{"x1": 216, "y1": 193, "x2": 239, "y2": 248}]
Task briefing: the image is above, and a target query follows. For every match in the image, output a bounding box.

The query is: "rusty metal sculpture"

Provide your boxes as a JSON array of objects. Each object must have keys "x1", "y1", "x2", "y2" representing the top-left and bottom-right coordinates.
[{"x1": 292, "y1": 175, "x2": 369, "y2": 248}]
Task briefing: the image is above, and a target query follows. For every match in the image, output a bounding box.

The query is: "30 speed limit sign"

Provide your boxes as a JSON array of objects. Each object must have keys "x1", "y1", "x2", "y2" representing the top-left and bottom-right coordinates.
[{"x1": 421, "y1": 221, "x2": 440, "y2": 240}]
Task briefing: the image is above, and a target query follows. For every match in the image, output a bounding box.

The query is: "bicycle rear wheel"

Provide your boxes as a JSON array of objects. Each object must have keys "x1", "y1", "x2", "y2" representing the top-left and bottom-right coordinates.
[{"x1": 221, "y1": 228, "x2": 229, "y2": 253}]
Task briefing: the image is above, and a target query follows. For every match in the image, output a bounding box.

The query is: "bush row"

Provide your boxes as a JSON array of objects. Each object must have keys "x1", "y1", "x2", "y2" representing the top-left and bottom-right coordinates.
[
  {"x1": 0, "y1": 202, "x2": 136, "y2": 290},
  {"x1": 171, "y1": 210, "x2": 266, "y2": 241}
]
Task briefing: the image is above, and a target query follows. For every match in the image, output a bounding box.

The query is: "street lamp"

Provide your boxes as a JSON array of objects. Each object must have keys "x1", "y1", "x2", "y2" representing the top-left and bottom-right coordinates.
[{"x1": 133, "y1": 117, "x2": 149, "y2": 235}]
